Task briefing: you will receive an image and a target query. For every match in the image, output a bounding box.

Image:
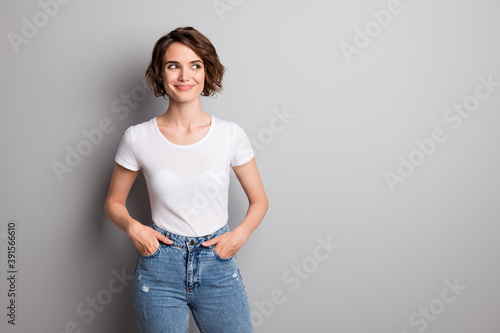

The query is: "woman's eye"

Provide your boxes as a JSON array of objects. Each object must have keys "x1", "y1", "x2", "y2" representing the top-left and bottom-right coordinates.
[
  {"x1": 167, "y1": 64, "x2": 177, "y2": 69},
  {"x1": 193, "y1": 64, "x2": 202, "y2": 69}
]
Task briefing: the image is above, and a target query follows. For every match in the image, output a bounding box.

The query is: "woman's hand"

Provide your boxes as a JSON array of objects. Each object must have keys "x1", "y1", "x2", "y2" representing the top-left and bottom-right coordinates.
[
  {"x1": 201, "y1": 227, "x2": 249, "y2": 258},
  {"x1": 126, "y1": 222, "x2": 173, "y2": 256}
]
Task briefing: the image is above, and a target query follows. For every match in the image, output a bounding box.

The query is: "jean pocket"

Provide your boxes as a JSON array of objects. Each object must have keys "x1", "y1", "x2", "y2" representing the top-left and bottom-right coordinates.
[
  {"x1": 211, "y1": 248, "x2": 235, "y2": 261},
  {"x1": 140, "y1": 244, "x2": 162, "y2": 259}
]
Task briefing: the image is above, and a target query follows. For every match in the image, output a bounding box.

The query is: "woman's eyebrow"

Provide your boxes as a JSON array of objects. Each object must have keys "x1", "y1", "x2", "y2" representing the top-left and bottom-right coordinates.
[{"x1": 165, "y1": 60, "x2": 203, "y2": 65}]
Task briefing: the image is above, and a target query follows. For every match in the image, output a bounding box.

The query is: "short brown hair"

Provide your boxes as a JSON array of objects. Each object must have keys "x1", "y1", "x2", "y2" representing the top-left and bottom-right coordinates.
[{"x1": 145, "y1": 27, "x2": 226, "y2": 99}]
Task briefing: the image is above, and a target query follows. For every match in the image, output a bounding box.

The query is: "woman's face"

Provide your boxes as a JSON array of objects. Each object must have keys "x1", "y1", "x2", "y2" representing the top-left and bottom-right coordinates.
[{"x1": 161, "y1": 42, "x2": 205, "y2": 103}]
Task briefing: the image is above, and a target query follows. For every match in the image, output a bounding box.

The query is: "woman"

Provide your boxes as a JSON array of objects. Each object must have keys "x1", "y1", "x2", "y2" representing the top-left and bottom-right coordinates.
[{"x1": 104, "y1": 26, "x2": 268, "y2": 333}]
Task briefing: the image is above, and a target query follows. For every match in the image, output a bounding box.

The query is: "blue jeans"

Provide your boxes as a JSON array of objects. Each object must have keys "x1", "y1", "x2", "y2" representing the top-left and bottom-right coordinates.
[{"x1": 131, "y1": 223, "x2": 254, "y2": 333}]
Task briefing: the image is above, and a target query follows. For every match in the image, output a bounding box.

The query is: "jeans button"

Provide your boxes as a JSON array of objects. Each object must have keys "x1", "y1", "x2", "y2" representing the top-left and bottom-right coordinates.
[{"x1": 189, "y1": 240, "x2": 194, "y2": 246}]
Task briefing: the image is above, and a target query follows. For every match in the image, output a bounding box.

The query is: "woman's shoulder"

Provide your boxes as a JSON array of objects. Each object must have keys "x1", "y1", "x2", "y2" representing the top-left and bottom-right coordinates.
[
  {"x1": 213, "y1": 115, "x2": 248, "y2": 133},
  {"x1": 123, "y1": 117, "x2": 157, "y2": 135}
]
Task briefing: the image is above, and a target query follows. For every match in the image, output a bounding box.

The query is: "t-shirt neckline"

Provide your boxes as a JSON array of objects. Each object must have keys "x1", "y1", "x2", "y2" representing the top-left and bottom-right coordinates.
[{"x1": 152, "y1": 115, "x2": 215, "y2": 148}]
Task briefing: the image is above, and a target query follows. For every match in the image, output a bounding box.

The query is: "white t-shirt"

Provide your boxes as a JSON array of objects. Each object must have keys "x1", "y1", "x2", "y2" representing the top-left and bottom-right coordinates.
[{"x1": 114, "y1": 115, "x2": 254, "y2": 236}]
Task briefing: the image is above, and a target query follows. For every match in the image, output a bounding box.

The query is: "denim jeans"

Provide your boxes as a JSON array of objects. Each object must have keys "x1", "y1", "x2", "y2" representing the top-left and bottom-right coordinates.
[{"x1": 131, "y1": 223, "x2": 254, "y2": 333}]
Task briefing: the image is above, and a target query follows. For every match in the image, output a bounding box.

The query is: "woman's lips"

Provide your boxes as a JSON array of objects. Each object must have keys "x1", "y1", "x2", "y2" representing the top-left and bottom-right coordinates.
[{"x1": 175, "y1": 85, "x2": 194, "y2": 91}]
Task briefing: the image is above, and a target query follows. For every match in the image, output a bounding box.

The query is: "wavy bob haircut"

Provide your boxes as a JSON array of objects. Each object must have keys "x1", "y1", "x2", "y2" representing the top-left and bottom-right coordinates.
[{"x1": 145, "y1": 27, "x2": 226, "y2": 99}]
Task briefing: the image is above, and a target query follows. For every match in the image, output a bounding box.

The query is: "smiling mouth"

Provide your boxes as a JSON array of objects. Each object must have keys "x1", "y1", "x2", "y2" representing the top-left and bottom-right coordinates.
[{"x1": 175, "y1": 85, "x2": 194, "y2": 91}]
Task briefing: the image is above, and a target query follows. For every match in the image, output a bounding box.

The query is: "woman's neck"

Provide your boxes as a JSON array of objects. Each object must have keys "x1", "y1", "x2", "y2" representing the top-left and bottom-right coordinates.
[{"x1": 159, "y1": 100, "x2": 209, "y2": 129}]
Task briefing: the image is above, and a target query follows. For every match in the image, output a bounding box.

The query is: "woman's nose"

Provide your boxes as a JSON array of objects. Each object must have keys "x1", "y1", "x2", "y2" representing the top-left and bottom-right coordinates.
[{"x1": 178, "y1": 67, "x2": 187, "y2": 81}]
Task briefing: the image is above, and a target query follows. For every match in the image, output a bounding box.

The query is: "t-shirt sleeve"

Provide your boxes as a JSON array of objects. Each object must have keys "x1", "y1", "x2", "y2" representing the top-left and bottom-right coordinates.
[
  {"x1": 115, "y1": 127, "x2": 141, "y2": 171},
  {"x1": 231, "y1": 122, "x2": 254, "y2": 167}
]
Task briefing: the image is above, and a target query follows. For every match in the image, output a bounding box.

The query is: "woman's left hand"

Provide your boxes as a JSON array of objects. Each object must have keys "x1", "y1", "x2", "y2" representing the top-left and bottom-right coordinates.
[{"x1": 201, "y1": 227, "x2": 249, "y2": 259}]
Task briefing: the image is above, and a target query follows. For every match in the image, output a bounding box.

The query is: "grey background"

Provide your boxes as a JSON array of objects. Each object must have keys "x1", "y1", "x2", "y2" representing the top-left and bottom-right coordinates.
[{"x1": 1, "y1": 0, "x2": 500, "y2": 332}]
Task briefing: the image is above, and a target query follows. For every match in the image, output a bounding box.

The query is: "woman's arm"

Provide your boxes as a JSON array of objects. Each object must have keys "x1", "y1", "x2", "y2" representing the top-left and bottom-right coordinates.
[
  {"x1": 202, "y1": 157, "x2": 269, "y2": 257},
  {"x1": 104, "y1": 162, "x2": 172, "y2": 255}
]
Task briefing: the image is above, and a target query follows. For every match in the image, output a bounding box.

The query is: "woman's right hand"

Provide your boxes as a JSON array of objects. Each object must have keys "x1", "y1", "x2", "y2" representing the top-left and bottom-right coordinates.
[{"x1": 126, "y1": 221, "x2": 173, "y2": 256}]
